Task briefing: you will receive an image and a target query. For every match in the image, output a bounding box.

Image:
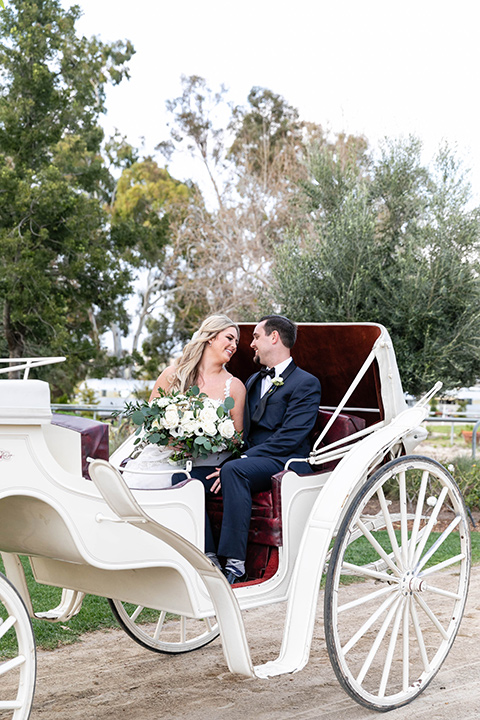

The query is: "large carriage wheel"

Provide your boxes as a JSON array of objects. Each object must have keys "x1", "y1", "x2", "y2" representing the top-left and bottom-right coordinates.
[
  {"x1": 324, "y1": 456, "x2": 470, "y2": 711},
  {"x1": 108, "y1": 599, "x2": 219, "y2": 654},
  {"x1": 0, "y1": 573, "x2": 36, "y2": 720}
]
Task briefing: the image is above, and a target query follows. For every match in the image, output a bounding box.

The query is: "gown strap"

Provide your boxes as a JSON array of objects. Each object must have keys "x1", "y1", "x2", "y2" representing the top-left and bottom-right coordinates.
[{"x1": 224, "y1": 376, "x2": 233, "y2": 398}]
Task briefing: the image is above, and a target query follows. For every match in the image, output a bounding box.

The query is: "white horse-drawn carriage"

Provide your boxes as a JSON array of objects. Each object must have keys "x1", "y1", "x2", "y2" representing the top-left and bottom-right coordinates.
[{"x1": 0, "y1": 323, "x2": 471, "y2": 718}]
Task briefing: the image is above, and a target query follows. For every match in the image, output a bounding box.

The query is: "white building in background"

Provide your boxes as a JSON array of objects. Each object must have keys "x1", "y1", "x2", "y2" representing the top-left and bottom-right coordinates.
[
  {"x1": 75, "y1": 377, "x2": 155, "y2": 410},
  {"x1": 454, "y1": 385, "x2": 480, "y2": 416},
  {"x1": 436, "y1": 384, "x2": 480, "y2": 417}
]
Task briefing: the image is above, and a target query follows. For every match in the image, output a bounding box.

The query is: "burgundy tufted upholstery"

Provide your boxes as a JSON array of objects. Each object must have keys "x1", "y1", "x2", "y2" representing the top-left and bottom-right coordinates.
[
  {"x1": 309, "y1": 409, "x2": 366, "y2": 471},
  {"x1": 51, "y1": 414, "x2": 109, "y2": 480}
]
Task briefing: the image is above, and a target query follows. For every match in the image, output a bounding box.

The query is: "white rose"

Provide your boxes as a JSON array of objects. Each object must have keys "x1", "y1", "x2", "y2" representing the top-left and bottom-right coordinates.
[
  {"x1": 180, "y1": 413, "x2": 198, "y2": 434},
  {"x1": 218, "y1": 418, "x2": 235, "y2": 439},
  {"x1": 203, "y1": 420, "x2": 217, "y2": 436},
  {"x1": 199, "y1": 405, "x2": 219, "y2": 424},
  {"x1": 153, "y1": 397, "x2": 171, "y2": 408},
  {"x1": 163, "y1": 405, "x2": 180, "y2": 429}
]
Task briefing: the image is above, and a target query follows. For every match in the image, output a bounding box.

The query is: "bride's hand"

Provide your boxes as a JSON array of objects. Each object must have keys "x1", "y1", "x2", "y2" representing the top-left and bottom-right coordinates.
[{"x1": 207, "y1": 467, "x2": 221, "y2": 494}]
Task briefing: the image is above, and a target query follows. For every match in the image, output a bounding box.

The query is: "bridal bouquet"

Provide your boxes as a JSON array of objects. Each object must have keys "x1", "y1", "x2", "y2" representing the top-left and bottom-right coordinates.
[{"x1": 123, "y1": 385, "x2": 243, "y2": 463}]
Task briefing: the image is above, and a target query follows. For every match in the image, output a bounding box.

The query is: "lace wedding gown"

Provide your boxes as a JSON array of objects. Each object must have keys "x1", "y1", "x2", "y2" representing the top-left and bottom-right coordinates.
[{"x1": 122, "y1": 378, "x2": 233, "y2": 490}]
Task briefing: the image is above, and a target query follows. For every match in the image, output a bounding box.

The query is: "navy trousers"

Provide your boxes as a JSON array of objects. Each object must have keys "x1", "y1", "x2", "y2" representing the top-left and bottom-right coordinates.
[{"x1": 174, "y1": 455, "x2": 284, "y2": 561}]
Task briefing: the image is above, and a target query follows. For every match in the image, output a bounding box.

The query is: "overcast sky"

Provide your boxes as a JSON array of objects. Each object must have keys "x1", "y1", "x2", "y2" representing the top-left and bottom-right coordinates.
[{"x1": 66, "y1": 0, "x2": 480, "y2": 200}]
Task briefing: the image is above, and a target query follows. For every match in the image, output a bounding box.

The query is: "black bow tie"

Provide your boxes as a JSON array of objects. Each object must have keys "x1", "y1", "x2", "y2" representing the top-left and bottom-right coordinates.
[{"x1": 259, "y1": 367, "x2": 275, "y2": 379}]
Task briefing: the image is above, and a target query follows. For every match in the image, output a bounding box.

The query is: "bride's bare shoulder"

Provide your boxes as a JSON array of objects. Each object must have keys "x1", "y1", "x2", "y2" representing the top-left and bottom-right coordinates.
[
  {"x1": 150, "y1": 365, "x2": 176, "y2": 400},
  {"x1": 228, "y1": 375, "x2": 246, "y2": 397}
]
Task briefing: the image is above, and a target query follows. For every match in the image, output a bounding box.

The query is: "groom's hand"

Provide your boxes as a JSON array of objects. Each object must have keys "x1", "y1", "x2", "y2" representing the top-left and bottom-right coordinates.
[{"x1": 206, "y1": 467, "x2": 222, "y2": 494}]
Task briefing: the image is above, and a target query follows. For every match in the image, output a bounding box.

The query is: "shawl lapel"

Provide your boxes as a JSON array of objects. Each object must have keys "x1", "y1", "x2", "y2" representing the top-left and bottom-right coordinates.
[
  {"x1": 243, "y1": 370, "x2": 261, "y2": 440},
  {"x1": 251, "y1": 360, "x2": 297, "y2": 424}
]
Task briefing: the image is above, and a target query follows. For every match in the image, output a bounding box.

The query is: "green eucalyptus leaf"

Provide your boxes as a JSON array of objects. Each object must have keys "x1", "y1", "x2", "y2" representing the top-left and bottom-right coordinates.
[
  {"x1": 131, "y1": 410, "x2": 146, "y2": 425},
  {"x1": 224, "y1": 396, "x2": 235, "y2": 410}
]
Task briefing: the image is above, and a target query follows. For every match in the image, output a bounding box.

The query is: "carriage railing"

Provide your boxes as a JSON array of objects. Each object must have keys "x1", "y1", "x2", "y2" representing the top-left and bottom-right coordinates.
[
  {"x1": 286, "y1": 381, "x2": 443, "y2": 471},
  {"x1": 0, "y1": 356, "x2": 66, "y2": 379},
  {"x1": 311, "y1": 341, "x2": 384, "y2": 454}
]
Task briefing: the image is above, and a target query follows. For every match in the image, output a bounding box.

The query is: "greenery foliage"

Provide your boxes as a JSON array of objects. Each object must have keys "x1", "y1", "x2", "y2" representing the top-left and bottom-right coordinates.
[
  {"x1": 0, "y1": 0, "x2": 134, "y2": 394},
  {"x1": 267, "y1": 137, "x2": 480, "y2": 395},
  {"x1": 451, "y1": 457, "x2": 480, "y2": 512}
]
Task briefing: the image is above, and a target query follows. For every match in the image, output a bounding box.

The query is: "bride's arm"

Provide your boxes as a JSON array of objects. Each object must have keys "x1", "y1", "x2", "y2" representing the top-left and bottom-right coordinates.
[{"x1": 229, "y1": 377, "x2": 246, "y2": 433}]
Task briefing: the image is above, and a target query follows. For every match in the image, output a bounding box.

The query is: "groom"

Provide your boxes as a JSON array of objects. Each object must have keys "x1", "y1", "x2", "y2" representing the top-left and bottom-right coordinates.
[{"x1": 202, "y1": 315, "x2": 322, "y2": 583}]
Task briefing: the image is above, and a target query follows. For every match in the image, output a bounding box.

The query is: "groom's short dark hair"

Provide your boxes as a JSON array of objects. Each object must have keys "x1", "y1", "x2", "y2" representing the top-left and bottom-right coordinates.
[{"x1": 260, "y1": 315, "x2": 297, "y2": 349}]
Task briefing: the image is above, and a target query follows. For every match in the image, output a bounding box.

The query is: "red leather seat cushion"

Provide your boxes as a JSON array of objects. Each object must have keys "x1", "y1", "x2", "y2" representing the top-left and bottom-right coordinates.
[{"x1": 51, "y1": 414, "x2": 109, "y2": 480}]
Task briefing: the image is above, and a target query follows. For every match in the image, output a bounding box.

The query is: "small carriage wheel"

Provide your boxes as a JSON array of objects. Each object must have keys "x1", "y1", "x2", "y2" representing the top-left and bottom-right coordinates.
[
  {"x1": 107, "y1": 599, "x2": 219, "y2": 654},
  {"x1": 324, "y1": 456, "x2": 470, "y2": 711},
  {"x1": 0, "y1": 572, "x2": 36, "y2": 720}
]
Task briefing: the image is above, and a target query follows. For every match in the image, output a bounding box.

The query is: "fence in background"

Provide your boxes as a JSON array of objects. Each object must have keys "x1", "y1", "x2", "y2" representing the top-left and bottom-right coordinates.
[{"x1": 52, "y1": 404, "x2": 480, "y2": 460}]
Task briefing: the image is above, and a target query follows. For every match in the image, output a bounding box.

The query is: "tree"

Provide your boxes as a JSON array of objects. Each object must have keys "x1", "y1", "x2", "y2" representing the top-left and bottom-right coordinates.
[
  {"x1": 155, "y1": 77, "x2": 329, "y2": 336},
  {"x1": 267, "y1": 137, "x2": 480, "y2": 395},
  {"x1": 109, "y1": 156, "x2": 193, "y2": 361},
  {"x1": 0, "y1": 0, "x2": 134, "y2": 391}
]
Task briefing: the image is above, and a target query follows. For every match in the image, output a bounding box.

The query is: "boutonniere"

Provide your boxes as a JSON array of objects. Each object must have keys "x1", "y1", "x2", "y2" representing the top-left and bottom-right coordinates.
[{"x1": 272, "y1": 376, "x2": 284, "y2": 387}]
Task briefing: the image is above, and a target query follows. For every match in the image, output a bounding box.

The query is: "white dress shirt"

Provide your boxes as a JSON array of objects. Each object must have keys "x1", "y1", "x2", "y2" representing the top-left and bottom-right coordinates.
[{"x1": 260, "y1": 357, "x2": 293, "y2": 397}]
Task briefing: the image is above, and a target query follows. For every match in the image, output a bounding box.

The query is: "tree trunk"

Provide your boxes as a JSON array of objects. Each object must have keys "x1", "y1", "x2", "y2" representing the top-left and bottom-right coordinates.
[{"x1": 3, "y1": 300, "x2": 25, "y2": 379}]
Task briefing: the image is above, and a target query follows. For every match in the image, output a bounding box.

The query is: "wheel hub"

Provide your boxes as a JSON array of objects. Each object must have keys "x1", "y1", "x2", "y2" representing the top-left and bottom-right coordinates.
[{"x1": 400, "y1": 570, "x2": 427, "y2": 595}]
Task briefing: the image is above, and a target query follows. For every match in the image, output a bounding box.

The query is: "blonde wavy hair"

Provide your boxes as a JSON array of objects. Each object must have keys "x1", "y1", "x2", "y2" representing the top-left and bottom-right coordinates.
[{"x1": 168, "y1": 315, "x2": 240, "y2": 393}]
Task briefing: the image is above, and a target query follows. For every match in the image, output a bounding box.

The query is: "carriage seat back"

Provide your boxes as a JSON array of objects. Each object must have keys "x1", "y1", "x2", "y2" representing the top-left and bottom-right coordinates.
[{"x1": 0, "y1": 379, "x2": 52, "y2": 424}]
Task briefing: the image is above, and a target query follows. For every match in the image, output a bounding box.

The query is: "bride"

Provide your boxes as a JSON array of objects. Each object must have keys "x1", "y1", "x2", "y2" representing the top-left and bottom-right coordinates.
[{"x1": 121, "y1": 315, "x2": 246, "y2": 489}]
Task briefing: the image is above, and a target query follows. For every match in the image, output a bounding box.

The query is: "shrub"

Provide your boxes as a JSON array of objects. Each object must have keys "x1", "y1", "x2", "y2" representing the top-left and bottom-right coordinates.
[{"x1": 449, "y1": 458, "x2": 480, "y2": 512}]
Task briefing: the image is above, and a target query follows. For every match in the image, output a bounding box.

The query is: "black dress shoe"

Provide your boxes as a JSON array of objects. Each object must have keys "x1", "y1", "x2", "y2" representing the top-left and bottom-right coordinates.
[{"x1": 223, "y1": 569, "x2": 248, "y2": 585}]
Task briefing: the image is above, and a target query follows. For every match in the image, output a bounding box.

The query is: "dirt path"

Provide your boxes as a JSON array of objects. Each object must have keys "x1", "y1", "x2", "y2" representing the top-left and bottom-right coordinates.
[{"x1": 28, "y1": 566, "x2": 480, "y2": 720}]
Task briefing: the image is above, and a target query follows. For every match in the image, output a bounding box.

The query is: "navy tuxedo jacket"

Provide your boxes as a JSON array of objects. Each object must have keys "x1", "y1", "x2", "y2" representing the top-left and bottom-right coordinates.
[{"x1": 243, "y1": 361, "x2": 321, "y2": 463}]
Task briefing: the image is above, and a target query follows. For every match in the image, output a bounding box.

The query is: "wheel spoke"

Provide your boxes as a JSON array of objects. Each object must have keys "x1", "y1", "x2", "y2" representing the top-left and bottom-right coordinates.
[
  {"x1": 342, "y1": 561, "x2": 399, "y2": 583},
  {"x1": 414, "y1": 594, "x2": 449, "y2": 640},
  {"x1": 421, "y1": 583, "x2": 462, "y2": 600},
  {"x1": 412, "y1": 486, "x2": 449, "y2": 567},
  {"x1": 408, "y1": 470, "x2": 429, "y2": 565},
  {"x1": 420, "y1": 553, "x2": 466, "y2": 577},
  {"x1": 153, "y1": 611, "x2": 167, "y2": 641},
  {"x1": 356, "y1": 595, "x2": 402, "y2": 684},
  {"x1": 415, "y1": 515, "x2": 462, "y2": 573},
  {"x1": 0, "y1": 655, "x2": 26, "y2": 677},
  {"x1": 376, "y1": 487, "x2": 402, "y2": 567},
  {"x1": 130, "y1": 604, "x2": 144, "y2": 622},
  {"x1": 399, "y1": 470, "x2": 408, "y2": 568},
  {"x1": 343, "y1": 591, "x2": 398, "y2": 655},
  {"x1": 356, "y1": 519, "x2": 402, "y2": 576},
  {"x1": 338, "y1": 585, "x2": 395, "y2": 614},
  {"x1": 402, "y1": 596, "x2": 410, "y2": 692},
  {"x1": 0, "y1": 614, "x2": 16, "y2": 640},
  {"x1": 379, "y1": 595, "x2": 405, "y2": 697},
  {"x1": 409, "y1": 593, "x2": 430, "y2": 672}
]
